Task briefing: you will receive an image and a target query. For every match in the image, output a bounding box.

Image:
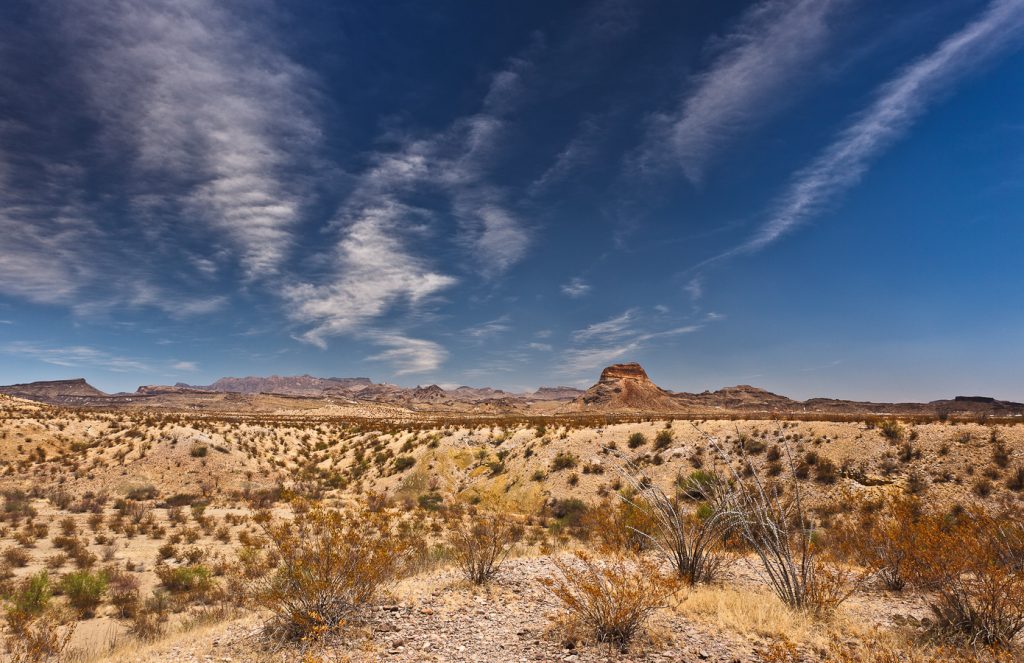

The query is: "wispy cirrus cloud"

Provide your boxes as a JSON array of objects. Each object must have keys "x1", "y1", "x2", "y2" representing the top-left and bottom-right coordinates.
[
  {"x1": 728, "y1": 0, "x2": 1024, "y2": 257},
  {"x1": 3, "y1": 342, "x2": 152, "y2": 373},
  {"x1": 285, "y1": 202, "x2": 457, "y2": 349},
  {"x1": 563, "y1": 308, "x2": 707, "y2": 373},
  {"x1": 560, "y1": 277, "x2": 592, "y2": 298},
  {"x1": 463, "y1": 315, "x2": 512, "y2": 341},
  {"x1": 643, "y1": 0, "x2": 846, "y2": 183},
  {"x1": 62, "y1": 0, "x2": 321, "y2": 280},
  {"x1": 364, "y1": 332, "x2": 449, "y2": 375},
  {"x1": 530, "y1": 114, "x2": 607, "y2": 195},
  {"x1": 285, "y1": 53, "x2": 537, "y2": 367},
  {"x1": 572, "y1": 309, "x2": 638, "y2": 343}
]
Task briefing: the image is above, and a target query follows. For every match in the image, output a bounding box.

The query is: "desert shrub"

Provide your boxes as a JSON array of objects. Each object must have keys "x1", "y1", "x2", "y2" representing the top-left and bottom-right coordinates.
[
  {"x1": 550, "y1": 452, "x2": 578, "y2": 472},
  {"x1": 906, "y1": 507, "x2": 1024, "y2": 646},
  {"x1": 417, "y1": 493, "x2": 443, "y2": 511},
  {"x1": 814, "y1": 458, "x2": 838, "y2": 484},
  {"x1": 126, "y1": 485, "x2": 159, "y2": 501},
  {"x1": 582, "y1": 496, "x2": 658, "y2": 554},
  {"x1": 155, "y1": 564, "x2": 212, "y2": 595},
  {"x1": 107, "y1": 569, "x2": 141, "y2": 618},
  {"x1": 627, "y1": 433, "x2": 647, "y2": 449},
  {"x1": 710, "y1": 438, "x2": 857, "y2": 616},
  {"x1": 835, "y1": 495, "x2": 920, "y2": 591},
  {"x1": 547, "y1": 498, "x2": 589, "y2": 533},
  {"x1": 973, "y1": 478, "x2": 994, "y2": 498},
  {"x1": 653, "y1": 429, "x2": 673, "y2": 451},
  {"x1": 448, "y1": 512, "x2": 522, "y2": 584},
  {"x1": 190, "y1": 445, "x2": 208, "y2": 458},
  {"x1": 128, "y1": 591, "x2": 170, "y2": 641},
  {"x1": 60, "y1": 569, "x2": 108, "y2": 617},
  {"x1": 992, "y1": 442, "x2": 1011, "y2": 469},
  {"x1": 3, "y1": 546, "x2": 30, "y2": 568},
  {"x1": 6, "y1": 571, "x2": 51, "y2": 620},
  {"x1": 245, "y1": 502, "x2": 423, "y2": 643},
  {"x1": 905, "y1": 469, "x2": 929, "y2": 494},
  {"x1": 542, "y1": 551, "x2": 677, "y2": 651},
  {"x1": 618, "y1": 461, "x2": 730, "y2": 584},
  {"x1": 677, "y1": 470, "x2": 716, "y2": 500},
  {"x1": 879, "y1": 419, "x2": 904, "y2": 442},
  {"x1": 1006, "y1": 467, "x2": 1024, "y2": 492},
  {"x1": 2, "y1": 603, "x2": 74, "y2": 663},
  {"x1": 393, "y1": 455, "x2": 416, "y2": 472}
]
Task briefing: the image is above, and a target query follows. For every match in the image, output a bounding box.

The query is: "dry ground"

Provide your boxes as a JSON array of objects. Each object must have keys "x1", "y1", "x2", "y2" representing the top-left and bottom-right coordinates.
[{"x1": 1, "y1": 394, "x2": 1022, "y2": 661}]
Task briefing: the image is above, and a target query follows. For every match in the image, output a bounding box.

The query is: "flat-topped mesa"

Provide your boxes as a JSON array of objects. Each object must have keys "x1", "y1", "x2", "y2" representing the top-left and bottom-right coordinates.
[
  {"x1": 598, "y1": 362, "x2": 650, "y2": 382},
  {"x1": 569, "y1": 362, "x2": 682, "y2": 412}
]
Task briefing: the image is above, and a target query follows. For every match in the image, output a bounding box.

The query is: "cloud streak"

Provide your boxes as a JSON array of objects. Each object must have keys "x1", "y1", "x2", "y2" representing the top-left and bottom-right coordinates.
[
  {"x1": 364, "y1": 332, "x2": 449, "y2": 375},
  {"x1": 3, "y1": 342, "x2": 153, "y2": 373},
  {"x1": 560, "y1": 277, "x2": 592, "y2": 298},
  {"x1": 654, "y1": 0, "x2": 845, "y2": 183},
  {"x1": 63, "y1": 0, "x2": 321, "y2": 279},
  {"x1": 563, "y1": 308, "x2": 706, "y2": 374},
  {"x1": 736, "y1": 0, "x2": 1024, "y2": 255}
]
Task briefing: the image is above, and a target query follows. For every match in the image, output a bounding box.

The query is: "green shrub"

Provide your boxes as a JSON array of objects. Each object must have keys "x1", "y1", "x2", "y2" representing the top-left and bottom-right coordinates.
[
  {"x1": 627, "y1": 433, "x2": 647, "y2": 449},
  {"x1": 653, "y1": 430, "x2": 673, "y2": 451},
  {"x1": 879, "y1": 419, "x2": 903, "y2": 442},
  {"x1": 8, "y1": 571, "x2": 51, "y2": 618},
  {"x1": 189, "y1": 445, "x2": 208, "y2": 458},
  {"x1": 393, "y1": 456, "x2": 416, "y2": 472},
  {"x1": 155, "y1": 564, "x2": 212, "y2": 594},
  {"x1": 417, "y1": 494, "x2": 443, "y2": 512},
  {"x1": 550, "y1": 452, "x2": 578, "y2": 472},
  {"x1": 60, "y1": 570, "x2": 108, "y2": 617}
]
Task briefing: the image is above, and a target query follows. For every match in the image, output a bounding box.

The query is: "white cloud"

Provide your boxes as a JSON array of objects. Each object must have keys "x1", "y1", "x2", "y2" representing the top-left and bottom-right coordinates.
[
  {"x1": 4, "y1": 342, "x2": 152, "y2": 373},
  {"x1": 286, "y1": 203, "x2": 457, "y2": 349},
  {"x1": 463, "y1": 315, "x2": 512, "y2": 340},
  {"x1": 62, "y1": 0, "x2": 320, "y2": 279},
  {"x1": 287, "y1": 55, "x2": 535, "y2": 351},
  {"x1": 560, "y1": 277, "x2": 592, "y2": 298},
  {"x1": 572, "y1": 309, "x2": 638, "y2": 343},
  {"x1": 685, "y1": 276, "x2": 703, "y2": 301},
  {"x1": 527, "y1": 342, "x2": 553, "y2": 352},
  {"x1": 737, "y1": 0, "x2": 1024, "y2": 255},
  {"x1": 364, "y1": 332, "x2": 449, "y2": 375},
  {"x1": 172, "y1": 361, "x2": 198, "y2": 371},
  {"x1": 563, "y1": 309, "x2": 709, "y2": 374},
  {"x1": 647, "y1": 0, "x2": 844, "y2": 182},
  {"x1": 530, "y1": 115, "x2": 605, "y2": 194},
  {"x1": 562, "y1": 341, "x2": 644, "y2": 374}
]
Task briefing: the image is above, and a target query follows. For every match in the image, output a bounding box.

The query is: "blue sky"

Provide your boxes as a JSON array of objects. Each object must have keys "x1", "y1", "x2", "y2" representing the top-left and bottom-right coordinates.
[{"x1": 1, "y1": 0, "x2": 1023, "y2": 400}]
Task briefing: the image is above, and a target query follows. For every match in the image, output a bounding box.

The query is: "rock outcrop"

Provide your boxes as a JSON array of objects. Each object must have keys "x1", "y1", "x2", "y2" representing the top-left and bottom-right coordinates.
[{"x1": 569, "y1": 363, "x2": 682, "y2": 411}]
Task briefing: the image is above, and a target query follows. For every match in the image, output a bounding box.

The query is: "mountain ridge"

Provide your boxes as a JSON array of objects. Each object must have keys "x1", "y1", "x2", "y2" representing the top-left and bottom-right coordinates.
[{"x1": 1, "y1": 365, "x2": 1021, "y2": 416}]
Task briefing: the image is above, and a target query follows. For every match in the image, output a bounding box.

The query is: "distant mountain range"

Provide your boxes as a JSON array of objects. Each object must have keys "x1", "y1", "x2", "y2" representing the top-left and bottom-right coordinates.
[
  {"x1": 566, "y1": 363, "x2": 1024, "y2": 417},
  {"x1": 1, "y1": 364, "x2": 1021, "y2": 417}
]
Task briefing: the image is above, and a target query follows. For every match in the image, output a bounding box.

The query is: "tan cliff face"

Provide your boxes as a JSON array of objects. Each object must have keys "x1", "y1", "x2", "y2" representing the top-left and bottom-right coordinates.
[
  {"x1": 569, "y1": 362, "x2": 683, "y2": 412},
  {"x1": 597, "y1": 362, "x2": 651, "y2": 382}
]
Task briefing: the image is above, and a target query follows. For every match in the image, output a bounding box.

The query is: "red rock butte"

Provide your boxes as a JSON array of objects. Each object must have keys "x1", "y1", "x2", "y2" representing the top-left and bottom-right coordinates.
[{"x1": 598, "y1": 362, "x2": 651, "y2": 382}]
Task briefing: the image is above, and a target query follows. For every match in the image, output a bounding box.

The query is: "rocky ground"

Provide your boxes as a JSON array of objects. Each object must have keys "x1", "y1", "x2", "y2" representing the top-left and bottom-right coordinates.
[{"x1": 121, "y1": 555, "x2": 932, "y2": 663}]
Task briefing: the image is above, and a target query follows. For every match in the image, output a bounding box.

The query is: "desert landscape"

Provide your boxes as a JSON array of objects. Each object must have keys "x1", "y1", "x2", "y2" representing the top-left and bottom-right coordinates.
[
  {"x1": 3, "y1": 1, "x2": 1023, "y2": 661},
  {"x1": 0, "y1": 364, "x2": 1022, "y2": 661}
]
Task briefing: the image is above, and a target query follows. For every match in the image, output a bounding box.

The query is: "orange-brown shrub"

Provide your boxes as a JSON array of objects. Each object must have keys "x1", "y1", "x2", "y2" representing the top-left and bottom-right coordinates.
[
  {"x1": 246, "y1": 501, "x2": 424, "y2": 643},
  {"x1": 834, "y1": 495, "x2": 922, "y2": 591},
  {"x1": 905, "y1": 506, "x2": 1024, "y2": 646},
  {"x1": 541, "y1": 551, "x2": 678, "y2": 651},
  {"x1": 581, "y1": 495, "x2": 658, "y2": 554},
  {"x1": 447, "y1": 511, "x2": 522, "y2": 585}
]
